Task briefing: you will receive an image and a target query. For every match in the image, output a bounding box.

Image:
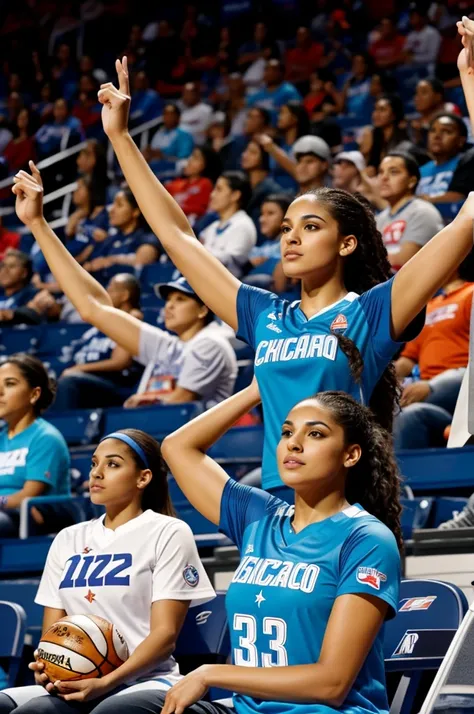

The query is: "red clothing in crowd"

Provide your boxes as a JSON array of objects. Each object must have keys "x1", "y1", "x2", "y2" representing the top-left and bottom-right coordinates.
[
  {"x1": 0, "y1": 228, "x2": 20, "y2": 260},
  {"x1": 285, "y1": 43, "x2": 324, "y2": 82},
  {"x1": 3, "y1": 137, "x2": 36, "y2": 175},
  {"x1": 369, "y1": 35, "x2": 405, "y2": 66},
  {"x1": 166, "y1": 177, "x2": 213, "y2": 220}
]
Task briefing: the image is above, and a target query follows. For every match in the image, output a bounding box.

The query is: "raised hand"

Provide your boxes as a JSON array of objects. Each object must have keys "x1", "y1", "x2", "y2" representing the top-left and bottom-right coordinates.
[
  {"x1": 98, "y1": 56, "x2": 131, "y2": 139},
  {"x1": 457, "y1": 16, "x2": 474, "y2": 75},
  {"x1": 12, "y1": 161, "x2": 44, "y2": 227}
]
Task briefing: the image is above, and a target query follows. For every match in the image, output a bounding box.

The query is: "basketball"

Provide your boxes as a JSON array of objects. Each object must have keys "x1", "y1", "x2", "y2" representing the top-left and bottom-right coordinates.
[{"x1": 37, "y1": 615, "x2": 129, "y2": 682}]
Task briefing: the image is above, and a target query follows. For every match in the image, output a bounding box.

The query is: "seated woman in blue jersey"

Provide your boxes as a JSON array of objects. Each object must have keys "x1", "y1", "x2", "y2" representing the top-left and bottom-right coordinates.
[
  {"x1": 14, "y1": 46, "x2": 474, "y2": 500},
  {"x1": 91, "y1": 380, "x2": 402, "y2": 714},
  {"x1": 53, "y1": 274, "x2": 144, "y2": 410},
  {"x1": 0, "y1": 428, "x2": 215, "y2": 714},
  {"x1": 82, "y1": 188, "x2": 160, "y2": 283},
  {"x1": 0, "y1": 354, "x2": 70, "y2": 538}
]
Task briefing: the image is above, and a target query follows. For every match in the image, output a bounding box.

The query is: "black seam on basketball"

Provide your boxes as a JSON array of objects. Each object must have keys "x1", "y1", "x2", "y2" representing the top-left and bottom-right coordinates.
[
  {"x1": 56, "y1": 620, "x2": 109, "y2": 661},
  {"x1": 39, "y1": 641, "x2": 101, "y2": 670}
]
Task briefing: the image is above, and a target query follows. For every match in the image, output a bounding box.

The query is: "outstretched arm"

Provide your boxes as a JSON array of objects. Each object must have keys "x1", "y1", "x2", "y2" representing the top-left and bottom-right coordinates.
[
  {"x1": 99, "y1": 58, "x2": 240, "y2": 331},
  {"x1": 390, "y1": 18, "x2": 474, "y2": 340},
  {"x1": 12, "y1": 164, "x2": 142, "y2": 356},
  {"x1": 161, "y1": 380, "x2": 261, "y2": 526}
]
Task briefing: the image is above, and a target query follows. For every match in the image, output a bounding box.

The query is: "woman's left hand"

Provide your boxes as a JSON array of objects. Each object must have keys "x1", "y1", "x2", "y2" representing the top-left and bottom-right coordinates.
[
  {"x1": 49, "y1": 677, "x2": 114, "y2": 702},
  {"x1": 161, "y1": 666, "x2": 210, "y2": 714}
]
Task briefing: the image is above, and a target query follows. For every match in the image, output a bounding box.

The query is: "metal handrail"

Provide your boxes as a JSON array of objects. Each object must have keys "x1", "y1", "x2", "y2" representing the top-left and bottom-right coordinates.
[{"x1": 0, "y1": 141, "x2": 88, "y2": 191}]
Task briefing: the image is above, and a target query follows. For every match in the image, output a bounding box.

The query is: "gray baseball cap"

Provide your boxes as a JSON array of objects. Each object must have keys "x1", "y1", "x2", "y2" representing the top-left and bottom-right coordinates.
[{"x1": 292, "y1": 135, "x2": 331, "y2": 162}]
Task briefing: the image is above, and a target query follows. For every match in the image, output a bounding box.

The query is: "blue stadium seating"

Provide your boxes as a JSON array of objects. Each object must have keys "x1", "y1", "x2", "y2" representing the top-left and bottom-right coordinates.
[
  {"x1": 168, "y1": 477, "x2": 219, "y2": 536},
  {"x1": 0, "y1": 581, "x2": 42, "y2": 648},
  {"x1": 384, "y1": 579, "x2": 468, "y2": 714},
  {"x1": 36, "y1": 323, "x2": 89, "y2": 356},
  {"x1": 104, "y1": 403, "x2": 204, "y2": 441},
  {"x1": 0, "y1": 601, "x2": 27, "y2": 686},
  {"x1": 400, "y1": 497, "x2": 434, "y2": 540},
  {"x1": 45, "y1": 409, "x2": 103, "y2": 446},
  {"x1": 139, "y1": 262, "x2": 179, "y2": 290},
  {"x1": 0, "y1": 327, "x2": 40, "y2": 357},
  {"x1": 431, "y1": 497, "x2": 469, "y2": 528},
  {"x1": 210, "y1": 425, "x2": 263, "y2": 462},
  {"x1": 397, "y1": 447, "x2": 474, "y2": 492}
]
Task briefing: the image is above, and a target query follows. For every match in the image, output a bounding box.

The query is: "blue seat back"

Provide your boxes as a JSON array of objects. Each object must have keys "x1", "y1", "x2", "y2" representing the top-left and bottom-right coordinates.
[
  {"x1": 384, "y1": 579, "x2": 468, "y2": 714},
  {"x1": 400, "y1": 497, "x2": 434, "y2": 540},
  {"x1": 0, "y1": 326, "x2": 40, "y2": 357},
  {"x1": 175, "y1": 592, "x2": 229, "y2": 659},
  {"x1": 0, "y1": 600, "x2": 27, "y2": 686},
  {"x1": 45, "y1": 409, "x2": 103, "y2": 446},
  {"x1": 104, "y1": 403, "x2": 203, "y2": 441},
  {"x1": 140, "y1": 262, "x2": 179, "y2": 290},
  {"x1": 210, "y1": 425, "x2": 263, "y2": 462},
  {"x1": 432, "y1": 497, "x2": 469, "y2": 528},
  {"x1": 36, "y1": 323, "x2": 90, "y2": 357},
  {"x1": 168, "y1": 477, "x2": 219, "y2": 535}
]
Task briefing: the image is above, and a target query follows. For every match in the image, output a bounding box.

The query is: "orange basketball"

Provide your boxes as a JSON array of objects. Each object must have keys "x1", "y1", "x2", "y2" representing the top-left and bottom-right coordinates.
[{"x1": 37, "y1": 615, "x2": 129, "y2": 682}]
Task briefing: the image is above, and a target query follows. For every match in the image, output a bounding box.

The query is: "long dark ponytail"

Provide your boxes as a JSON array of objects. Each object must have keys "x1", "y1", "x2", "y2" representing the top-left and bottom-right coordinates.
[
  {"x1": 304, "y1": 187, "x2": 400, "y2": 432},
  {"x1": 315, "y1": 391, "x2": 403, "y2": 551},
  {"x1": 113, "y1": 428, "x2": 175, "y2": 517}
]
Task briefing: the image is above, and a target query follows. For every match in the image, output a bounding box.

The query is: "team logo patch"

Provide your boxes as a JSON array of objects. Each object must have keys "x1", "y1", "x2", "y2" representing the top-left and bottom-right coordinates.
[
  {"x1": 266, "y1": 322, "x2": 282, "y2": 334},
  {"x1": 356, "y1": 567, "x2": 387, "y2": 590},
  {"x1": 183, "y1": 564, "x2": 200, "y2": 588},
  {"x1": 330, "y1": 313, "x2": 348, "y2": 333},
  {"x1": 399, "y1": 596, "x2": 437, "y2": 612},
  {"x1": 392, "y1": 631, "x2": 419, "y2": 656}
]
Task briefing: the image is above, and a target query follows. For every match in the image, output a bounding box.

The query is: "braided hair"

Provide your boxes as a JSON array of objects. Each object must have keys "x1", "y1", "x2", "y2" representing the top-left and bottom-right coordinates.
[
  {"x1": 301, "y1": 187, "x2": 400, "y2": 432},
  {"x1": 314, "y1": 391, "x2": 403, "y2": 551}
]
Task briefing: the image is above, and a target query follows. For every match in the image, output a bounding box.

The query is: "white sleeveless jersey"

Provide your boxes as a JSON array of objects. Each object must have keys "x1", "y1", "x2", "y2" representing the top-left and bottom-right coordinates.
[{"x1": 35, "y1": 510, "x2": 215, "y2": 683}]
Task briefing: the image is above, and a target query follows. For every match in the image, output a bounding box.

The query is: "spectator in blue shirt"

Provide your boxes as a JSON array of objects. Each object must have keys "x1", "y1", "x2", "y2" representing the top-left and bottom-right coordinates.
[
  {"x1": 0, "y1": 250, "x2": 41, "y2": 325},
  {"x1": 143, "y1": 103, "x2": 194, "y2": 181},
  {"x1": 129, "y1": 70, "x2": 163, "y2": 127},
  {"x1": 35, "y1": 98, "x2": 84, "y2": 160},
  {"x1": 247, "y1": 59, "x2": 301, "y2": 124},
  {"x1": 0, "y1": 354, "x2": 70, "y2": 537}
]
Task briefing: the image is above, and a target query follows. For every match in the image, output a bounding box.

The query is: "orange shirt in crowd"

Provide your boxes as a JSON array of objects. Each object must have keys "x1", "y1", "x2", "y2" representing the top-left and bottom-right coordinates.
[
  {"x1": 285, "y1": 43, "x2": 324, "y2": 82},
  {"x1": 166, "y1": 176, "x2": 213, "y2": 220},
  {"x1": 402, "y1": 283, "x2": 474, "y2": 380}
]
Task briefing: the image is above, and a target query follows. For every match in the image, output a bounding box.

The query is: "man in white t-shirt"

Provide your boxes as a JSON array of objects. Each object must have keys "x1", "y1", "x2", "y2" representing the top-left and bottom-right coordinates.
[
  {"x1": 403, "y1": 6, "x2": 441, "y2": 70},
  {"x1": 200, "y1": 171, "x2": 257, "y2": 278},
  {"x1": 125, "y1": 277, "x2": 237, "y2": 409},
  {"x1": 177, "y1": 83, "x2": 213, "y2": 146}
]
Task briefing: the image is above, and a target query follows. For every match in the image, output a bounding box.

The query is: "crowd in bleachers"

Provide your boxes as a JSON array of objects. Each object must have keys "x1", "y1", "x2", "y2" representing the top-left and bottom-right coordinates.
[{"x1": 0, "y1": 0, "x2": 473, "y2": 534}]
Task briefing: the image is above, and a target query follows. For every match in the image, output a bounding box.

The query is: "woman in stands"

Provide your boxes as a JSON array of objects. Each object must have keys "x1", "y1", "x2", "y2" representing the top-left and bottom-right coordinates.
[
  {"x1": 0, "y1": 354, "x2": 70, "y2": 538},
  {"x1": 91, "y1": 379, "x2": 402, "y2": 714},
  {"x1": 64, "y1": 174, "x2": 108, "y2": 264},
  {"x1": 165, "y1": 146, "x2": 221, "y2": 225},
  {"x1": 0, "y1": 428, "x2": 215, "y2": 713},
  {"x1": 14, "y1": 40, "x2": 474, "y2": 499},
  {"x1": 81, "y1": 187, "x2": 160, "y2": 281}
]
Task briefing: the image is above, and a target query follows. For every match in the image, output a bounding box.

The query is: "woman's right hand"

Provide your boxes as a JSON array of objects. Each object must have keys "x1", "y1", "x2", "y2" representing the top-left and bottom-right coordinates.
[
  {"x1": 98, "y1": 56, "x2": 131, "y2": 140},
  {"x1": 29, "y1": 652, "x2": 50, "y2": 688},
  {"x1": 12, "y1": 161, "x2": 44, "y2": 228}
]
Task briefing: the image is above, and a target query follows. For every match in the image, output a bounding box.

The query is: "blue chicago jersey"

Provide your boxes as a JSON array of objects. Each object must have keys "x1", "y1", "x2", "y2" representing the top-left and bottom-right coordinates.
[
  {"x1": 237, "y1": 279, "x2": 408, "y2": 490},
  {"x1": 220, "y1": 479, "x2": 400, "y2": 714}
]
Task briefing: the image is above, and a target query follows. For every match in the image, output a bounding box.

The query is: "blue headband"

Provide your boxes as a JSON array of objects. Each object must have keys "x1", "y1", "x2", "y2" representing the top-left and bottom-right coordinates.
[{"x1": 100, "y1": 432, "x2": 150, "y2": 470}]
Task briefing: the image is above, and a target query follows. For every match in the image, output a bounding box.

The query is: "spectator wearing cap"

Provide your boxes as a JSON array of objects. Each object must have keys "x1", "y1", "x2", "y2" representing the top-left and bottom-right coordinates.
[
  {"x1": 178, "y1": 83, "x2": 213, "y2": 145},
  {"x1": 143, "y1": 103, "x2": 194, "y2": 182},
  {"x1": 332, "y1": 151, "x2": 366, "y2": 193},
  {"x1": 165, "y1": 146, "x2": 221, "y2": 225},
  {"x1": 53, "y1": 274, "x2": 144, "y2": 410},
  {"x1": 376, "y1": 152, "x2": 443, "y2": 271},
  {"x1": 403, "y1": 6, "x2": 441, "y2": 72},
  {"x1": 417, "y1": 112, "x2": 474, "y2": 222},
  {"x1": 241, "y1": 139, "x2": 284, "y2": 231},
  {"x1": 0, "y1": 250, "x2": 42, "y2": 326},
  {"x1": 125, "y1": 277, "x2": 237, "y2": 408},
  {"x1": 199, "y1": 171, "x2": 257, "y2": 278},
  {"x1": 293, "y1": 135, "x2": 331, "y2": 192},
  {"x1": 411, "y1": 78, "x2": 461, "y2": 149},
  {"x1": 247, "y1": 59, "x2": 301, "y2": 124}
]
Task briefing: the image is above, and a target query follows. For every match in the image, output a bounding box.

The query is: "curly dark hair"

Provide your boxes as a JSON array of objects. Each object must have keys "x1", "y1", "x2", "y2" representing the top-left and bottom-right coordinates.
[
  {"x1": 302, "y1": 187, "x2": 400, "y2": 433},
  {"x1": 315, "y1": 391, "x2": 403, "y2": 551}
]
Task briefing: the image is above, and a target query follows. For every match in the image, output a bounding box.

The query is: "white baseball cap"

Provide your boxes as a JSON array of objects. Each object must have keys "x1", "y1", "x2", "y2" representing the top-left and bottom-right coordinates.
[
  {"x1": 334, "y1": 151, "x2": 366, "y2": 173},
  {"x1": 292, "y1": 135, "x2": 331, "y2": 163}
]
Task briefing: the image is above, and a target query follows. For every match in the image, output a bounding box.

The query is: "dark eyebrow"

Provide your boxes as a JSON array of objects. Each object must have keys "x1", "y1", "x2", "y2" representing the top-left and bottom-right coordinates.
[
  {"x1": 300, "y1": 214, "x2": 327, "y2": 223},
  {"x1": 282, "y1": 419, "x2": 331, "y2": 430},
  {"x1": 92, "y1": 453, "x2": 125, "y2": 460}
]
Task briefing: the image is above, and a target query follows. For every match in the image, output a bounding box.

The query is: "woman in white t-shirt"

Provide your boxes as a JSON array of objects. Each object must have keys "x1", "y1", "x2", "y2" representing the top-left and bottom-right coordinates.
[
  {"x1": 199, "y1": 171, "x2": 257, "y2": 278},
  {"x1": 0, "y1": 428, "x2": 215, "y2": 714}
]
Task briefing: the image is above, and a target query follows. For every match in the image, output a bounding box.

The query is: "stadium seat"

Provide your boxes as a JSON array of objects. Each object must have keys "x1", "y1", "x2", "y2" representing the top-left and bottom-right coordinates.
[
  {"x1": 36, "y1": 323, "x2": 89, "y2": 356},
  {"x1": 210, "y1": 425, "x2": 263, "y2": 463},
  {"x1": 400, "y1": 497, "x2": 434, "y2": 540},
  {"x1": 139, "y1": 262, "x2": 179, "y2": 291},
  {"x1": 45, "y1": 409, "x2": 103, "y2": 446},
  {"x1": 0, "y1": 581, "x2": 41, "y2": 648},
  {"x1": 431, "y1": 497, "x2": 469, "y2": 529},
  {"x1": 384, "y1": 579, "x2": 468, "y2": 714},
  {"x1": 19, "y1": 495, "x2": 89, "y2": 539},
  {"x1": 419, "y1": 598, "x2": 474, "y2": 713},
  {"x1": 142, "y1": 307, "x2": 166, "y2": 329},
  {"x1": 233, "y1": 360, "x2": 254, "y2": 394},
  {"x1": 168, "y1": 477, "x2": 219, "y2": 536},
  {"x1": 0, "y1": 327, "x2": 40, "y2": 357},
  {"x1": 397, "y1": 447, "x2": 474, "y2": 492},
  {"x1": 104, "y1": 403, "x2": 204, "y2": 441},
  {"x1": 0, "y1": 601, "x2": 27, "y2": 687}
]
